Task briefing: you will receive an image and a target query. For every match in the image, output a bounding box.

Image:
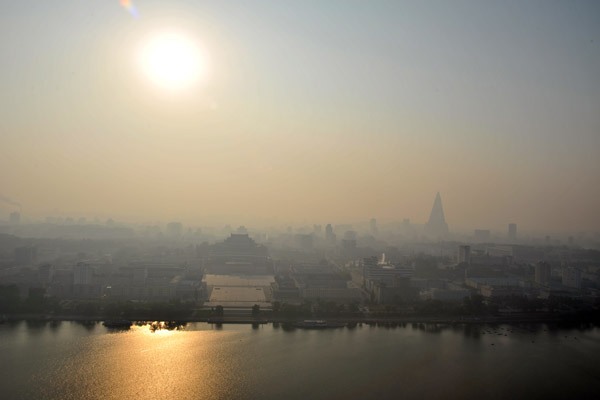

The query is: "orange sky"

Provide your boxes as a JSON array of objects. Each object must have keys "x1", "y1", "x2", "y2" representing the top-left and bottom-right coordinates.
[{"x1": 0, "y1": 1, "x2": 598, "y2": 232}]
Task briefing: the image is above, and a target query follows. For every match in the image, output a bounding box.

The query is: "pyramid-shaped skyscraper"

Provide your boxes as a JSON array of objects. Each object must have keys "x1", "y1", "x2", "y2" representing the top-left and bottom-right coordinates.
[{"x1": 425, "y1": 192, "x2": 449, "y2": 237}]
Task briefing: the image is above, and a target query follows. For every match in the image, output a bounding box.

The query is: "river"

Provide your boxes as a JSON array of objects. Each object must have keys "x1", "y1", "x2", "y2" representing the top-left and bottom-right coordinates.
[{"x1": 0, "y1": 321, "x2": 598, "y2": 399}]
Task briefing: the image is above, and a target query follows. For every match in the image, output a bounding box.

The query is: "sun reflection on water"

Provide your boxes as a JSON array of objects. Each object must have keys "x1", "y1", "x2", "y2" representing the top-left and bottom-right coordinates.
[
  {"x1": 78, "y1": 322, "x2": 248, "y2": 399},
  {"x1": 139, "y1": 321, "x2": 188, "y2": 334}
]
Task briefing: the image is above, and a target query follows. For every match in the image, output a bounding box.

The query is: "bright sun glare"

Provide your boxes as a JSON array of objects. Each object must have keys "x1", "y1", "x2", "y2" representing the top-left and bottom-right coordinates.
[{"x1": 140, "y1": 33, "x2": 205, "y2": 89}]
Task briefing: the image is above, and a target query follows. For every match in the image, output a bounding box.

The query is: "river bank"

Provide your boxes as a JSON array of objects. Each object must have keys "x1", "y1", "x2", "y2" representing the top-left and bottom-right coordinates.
[{"x1": 3, "y1": 312, "x2": 599, "y2": 326}]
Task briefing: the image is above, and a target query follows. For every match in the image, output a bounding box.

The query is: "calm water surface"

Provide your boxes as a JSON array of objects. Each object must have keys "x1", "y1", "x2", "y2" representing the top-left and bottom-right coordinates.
[{"x1": 0, "y1": 321, "x2": 599, "y2": 399}]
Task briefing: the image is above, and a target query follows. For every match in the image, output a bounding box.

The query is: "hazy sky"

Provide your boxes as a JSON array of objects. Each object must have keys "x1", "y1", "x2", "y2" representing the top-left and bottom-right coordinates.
[{"x1": 1, "y1": 1, "x2": 599, "y2": 231}]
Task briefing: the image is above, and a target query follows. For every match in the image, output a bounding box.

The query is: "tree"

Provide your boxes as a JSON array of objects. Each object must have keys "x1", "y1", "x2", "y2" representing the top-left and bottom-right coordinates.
[
  {"x1": 0, "y1": 285, "x2": 21, "y2": 313},
  {"x1": 463, "y1": 294, "x2": 484, "y2": 315},
  {"x1": 24, "y1": 287, "x2": 47, "y2": 313},
  {"x1": 272, "y1": 301, "x2": 281, "y2": 313},
  {"x1": 347, "y1": 302, "x2": 359, "y2": 313},
  {"x1": 215, "y1": 305, "x2": 224, "y2": 316},
  {"x1": 252, "y1": 304, "x2": 260, "y2": 316}
]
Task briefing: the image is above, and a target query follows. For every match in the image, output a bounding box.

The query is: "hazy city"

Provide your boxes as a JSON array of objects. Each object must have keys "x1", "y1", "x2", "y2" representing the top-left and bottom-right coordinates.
[{"x1": 1, "y1": 1, "x2": 599, "y2": 399}]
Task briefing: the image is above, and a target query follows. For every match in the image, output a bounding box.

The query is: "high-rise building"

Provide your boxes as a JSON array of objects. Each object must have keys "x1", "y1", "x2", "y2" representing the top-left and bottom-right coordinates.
[
  {"x1": 344, "y1": 231, "x2": 357, "y2": 241},
  {"x1": 342, "y1": 239, "x2": 356, "y2": 250},
  {"x1": 38, "y1": 264, "x2": 55, "y2": 285},
  {"x1": 458, "y1": 245, "x2": 471, "y2": 265},
  {"x1": 74, "y1": 262, "x2": 94, "y2": 285},
  {"x1": 342, "y1": 230, "x2": 357, "y2": 249},
  {"x1": 425, "y1": 192, "x2": 449, "y2": 237},
  {"x1": 508, "y1": 223, "x2": 517, "y2": 240},
  {"x1": 535, "y1": 262, "x2": 551, "y2": 285}
]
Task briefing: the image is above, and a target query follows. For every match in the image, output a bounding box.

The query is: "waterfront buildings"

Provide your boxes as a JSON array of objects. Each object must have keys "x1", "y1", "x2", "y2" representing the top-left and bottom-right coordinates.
[
  {"x1": 362, "y1": 256, "x2": 414, "y2": 291},
  {"x1": 207, "y1": 234, "x2": 272, "y2": 274},
  {"x1": 420, "y1": 285, "x2": 470, "y2": 301}
]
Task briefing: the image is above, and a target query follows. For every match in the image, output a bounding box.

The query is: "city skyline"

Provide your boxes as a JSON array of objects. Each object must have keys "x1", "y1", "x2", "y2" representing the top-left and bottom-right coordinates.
[
  {"x1": 0, "y1": 191, "x2": 596, "y2": 236},
  {"x1": 1, "y1": 1, "x2": 599, "y2": 232}
]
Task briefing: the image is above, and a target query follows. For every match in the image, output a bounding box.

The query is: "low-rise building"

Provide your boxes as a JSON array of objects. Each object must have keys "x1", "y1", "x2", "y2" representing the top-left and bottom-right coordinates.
[
  {"x1": 479, "y1": 285, "x2": 527, "y2": 298},
  {"x1": 363, "y1": 257, "x2": 414, "y2": 292},
  {"x1": 420, "y1": 287, "x2": 470, "y2": 301},
  {"x1": 466, "y1": 277, "x2": 530, "y2": 290},
  {"x1": 301, "y1": 287, "x2": 362, "y2": 303},
  {"x1": 373, "y1": 280, "x2": 418, "y2": 304}
]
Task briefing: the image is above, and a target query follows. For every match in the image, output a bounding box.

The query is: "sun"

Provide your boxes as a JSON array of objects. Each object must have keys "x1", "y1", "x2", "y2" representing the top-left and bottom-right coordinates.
[{"x1": 140, "y1": 32, "x2": 206, "y2": 89}]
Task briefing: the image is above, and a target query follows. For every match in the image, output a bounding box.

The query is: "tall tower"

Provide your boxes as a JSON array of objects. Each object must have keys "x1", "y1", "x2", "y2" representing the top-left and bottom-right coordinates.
[{"x1": 425, "y1": 192, "x2": 449, "y2": 237}]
